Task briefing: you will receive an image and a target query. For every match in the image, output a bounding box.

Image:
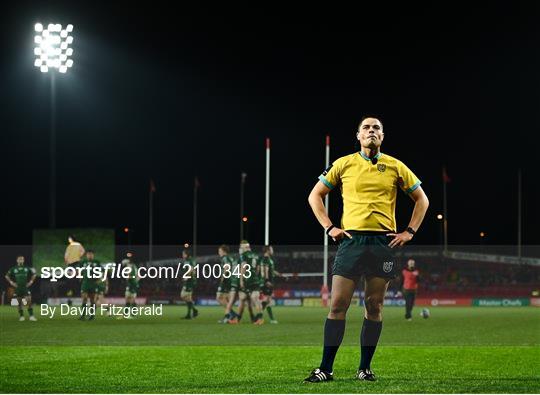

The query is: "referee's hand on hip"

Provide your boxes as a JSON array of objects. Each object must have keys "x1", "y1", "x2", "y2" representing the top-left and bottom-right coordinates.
[
  {"x1": 328, "y1": 227, "x2": 352, "y2": 242},
  {"x1": 386, "y1": 231, "x2": 413, "y2": 248}
]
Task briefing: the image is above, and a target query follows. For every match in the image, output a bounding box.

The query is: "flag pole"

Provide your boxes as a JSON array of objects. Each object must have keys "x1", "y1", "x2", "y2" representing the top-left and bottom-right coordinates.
[
  {"x1": 193, "y1": 177, "x2": 199, "y2": 258},
  {"x1": 265, "y1": 138, "x2": 270, "y2": 246},
  {"x1": 321, "y1": 135, "x2": 330, "y2": 307},
  {"x1": 518, "y1": 169, "x2": 522, "y2": 261},
  {"x1": 323, "y1": 135, "x2": 330, "y2": 288},
  {"x1": 240, "y1": 172, "x2": 246, "y2": 241},
  {"x1": 442, "y1": 167, "x2": 448, "y2": 254},
  {"x1": 149, "y1": 179, "x2": 155, "y2": 265}
]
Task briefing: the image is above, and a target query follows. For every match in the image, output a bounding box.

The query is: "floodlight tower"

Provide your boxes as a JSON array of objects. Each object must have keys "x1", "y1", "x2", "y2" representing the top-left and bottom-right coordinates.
[{"x1": 34, "y1": 23, "x2": 74, "y2": 228}]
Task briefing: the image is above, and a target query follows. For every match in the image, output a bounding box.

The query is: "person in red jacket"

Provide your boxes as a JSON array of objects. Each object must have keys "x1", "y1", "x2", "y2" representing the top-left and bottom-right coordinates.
[{"x1": 402, "y1": 259, "x2": 419, "y2": 320}]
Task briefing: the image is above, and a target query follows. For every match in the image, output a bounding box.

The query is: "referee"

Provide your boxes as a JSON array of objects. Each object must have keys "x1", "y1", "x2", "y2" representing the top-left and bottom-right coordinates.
[
  {"x1": 64, "y1": 235, "x2": 85, "y2": 306},
  {"x1": 304, "y1": 116, "x2": 429, "y2": 382}
]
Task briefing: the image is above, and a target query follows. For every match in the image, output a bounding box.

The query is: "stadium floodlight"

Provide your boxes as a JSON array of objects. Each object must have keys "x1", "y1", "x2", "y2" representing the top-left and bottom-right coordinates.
[
  {"x1": 33, "y1": 22, "x2": 74, "y2": 73},
  {"x1": 33, "y1": 23, "x2": 74, "y2": 230}
]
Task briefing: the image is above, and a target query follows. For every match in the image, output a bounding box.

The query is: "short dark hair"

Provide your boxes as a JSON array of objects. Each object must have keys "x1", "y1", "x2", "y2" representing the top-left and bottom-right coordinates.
[
  {"x1": 68, "y1": 234, "x2": 78, "y2": 242},
  {"x1": 355, "y1": 115, "x2": 383, "y2": 150},
  {"x1": 262, "y1": 245, "x2": 272, "y2": 254},
  {"x1": 86, "y1": 249, "x2": 94, "y2": 254},
  {"x1": 358, "y1": 115, "x2": 383, "y2": 130},
  {"x1": 219, "y1": 244, "x2": 230, "y2": 253}
]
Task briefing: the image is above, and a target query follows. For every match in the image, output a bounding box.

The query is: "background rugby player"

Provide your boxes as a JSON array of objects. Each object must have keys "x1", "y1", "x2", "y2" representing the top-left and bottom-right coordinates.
[
  {"x1": 5, "y1": 256, "x2": 37, "y2": 321},
  {"x1": 79, "y1": 250, "x2": 100, "y2": 321},
  {"x1": 402, "y1": 258, "x2": 420, "y2": 320},
  {"x1": 64, "y1": 235, "x2": 85, "y2": 306},
  {"x1": 305, "y1": 116, "x2": 429, "y2": 382},
  {"x1": 260, "y1": 245, "x2": 280, "y2": 324},
  {"x1": 181, "y1": 248, "x2": 198, "y2": 319},
  {"x1": 223, "y1": 247, "x2": 242, "y2": 324},
  {"x1": 123, "y1": 258, "x2": 140, "y2": 319},
  {"x1": 217, "y1": 245, "x2": 235, "y2": 323},
  {"x1": 238, "y1": 241, "x2": 264, "y2": 325}
]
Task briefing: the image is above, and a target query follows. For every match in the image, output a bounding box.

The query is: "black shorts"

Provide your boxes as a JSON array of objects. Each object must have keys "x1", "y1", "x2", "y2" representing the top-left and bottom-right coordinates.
[
  {"x1": 332, "y1": 231, "x2": 398, "y2": 280},
  {"x1": 261, "y1": 283, "x2": 273, "y2": 296}
]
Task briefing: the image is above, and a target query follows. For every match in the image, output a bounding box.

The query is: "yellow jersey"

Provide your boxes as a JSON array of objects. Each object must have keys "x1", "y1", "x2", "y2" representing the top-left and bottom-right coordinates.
[
  {"x1": 65, "y1": 242, "x2": 84, "y2": 265},
  {"x1": 319, "y1": 151, "x2": 421, "y2": 232}
]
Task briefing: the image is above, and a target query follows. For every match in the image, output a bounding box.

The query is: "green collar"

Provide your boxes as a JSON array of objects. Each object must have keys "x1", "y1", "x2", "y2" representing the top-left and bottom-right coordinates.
[{"x1": 359, "y1": 151, "x2": 382, "y2": 161}]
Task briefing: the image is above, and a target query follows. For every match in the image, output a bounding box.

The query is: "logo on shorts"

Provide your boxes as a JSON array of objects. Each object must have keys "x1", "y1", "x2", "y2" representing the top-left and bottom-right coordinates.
[
  {"x1": 377, "y1": 164, "x2": 386, "y2": 172},
  {"x1": 382, "y1": 261, "x2": 394, "y2": 273}
]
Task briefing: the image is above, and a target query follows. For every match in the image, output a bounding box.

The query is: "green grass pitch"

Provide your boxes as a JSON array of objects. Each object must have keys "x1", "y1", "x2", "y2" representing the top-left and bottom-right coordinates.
[{"x1": 1, "y1": 305, "x2": 539, "y2": 393}]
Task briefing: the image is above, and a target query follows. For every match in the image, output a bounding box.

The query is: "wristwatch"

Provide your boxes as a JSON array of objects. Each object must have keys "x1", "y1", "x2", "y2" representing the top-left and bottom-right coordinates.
[{"x1": 405, "y1": 227, "x2": 416, "y2": 235}]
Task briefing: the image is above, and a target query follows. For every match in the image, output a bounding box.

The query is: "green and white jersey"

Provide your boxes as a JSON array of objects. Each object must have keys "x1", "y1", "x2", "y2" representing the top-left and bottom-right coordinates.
[
  {"x1": 239, "y1": 250, "x2": 260, "y2": 289},
  {"x1": 259, "y1": 256, "x2": 276, "y2": 281},
  {"x1": 80, "y1": 259, "x2": 101, "y2": 286},
  {"x1": 220, "y1": 255, "x2": 234, "y2": 284},
  {"x1": 183, "y1": 257, "x2": 197, "y2": 286},
  {"x1": 230, "y1": 254, "x2": 240, "y2": 287},
  {"x1": 96, "y1": 262, "x2": 107, "y2": 284},
  {"x1": 221, "y1": 255, "x2": 234, "y2": 270},
  {"x1": 126, "y1": 263, "x2": 139, "y2": 288},
  {"x1": 7, "y1": 266, "x2": 35, "y2": 289}
]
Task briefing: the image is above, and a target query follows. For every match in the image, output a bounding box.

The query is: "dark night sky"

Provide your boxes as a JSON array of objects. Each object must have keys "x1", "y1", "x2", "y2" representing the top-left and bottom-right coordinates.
[{"x1": 1, "y1": 2, "x2": 539, "y2": 247}]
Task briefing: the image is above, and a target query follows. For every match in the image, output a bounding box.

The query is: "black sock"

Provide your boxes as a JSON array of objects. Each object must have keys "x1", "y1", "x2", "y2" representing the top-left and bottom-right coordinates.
[
  {"x1": 18, "y1": 309, "x2": 23, "y2": 317},
  {"x1": 359, "y1": 319, "x2": 383, "y2": 370},
  {"x1": 81, "y1": 303, "x2": 87, "y2": 318},
  {"x1": 267, "y1": 306, "x2": 275, "y2": 320},
  {"x1": 320, "y1": 319, "x2": 346, "y2": 373},
  {"x1": 186, "y1": 302, "x2": 193, "y2": 316},
  {"x1": 28, "y1": 308, "x2": 34, "y2": 316}
]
